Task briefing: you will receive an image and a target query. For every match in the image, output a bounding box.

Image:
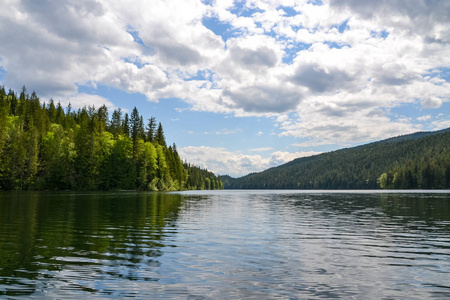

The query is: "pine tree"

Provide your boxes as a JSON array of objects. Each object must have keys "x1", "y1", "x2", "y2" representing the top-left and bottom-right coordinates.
[
  {"x1": 96, "y1": 105, "x2": 108, "y2": 134},
  {"x1": 55, "y1": 102, "x2": 65, "y2": 125},
  {"x1": 109, "y1": 108, "x2": 123, "y2": 138},
  {"x1": 122, "y1": 113, "x2": 130, "y2": 137},
  {"x1": 138, "y1": 116, "x2": 145, "y2": 140},
  {"x1": 155, "y1": 122, "x2": 166, "y2": 147},
  {"x1": 47, "y1": 99, "x2": 56, "y2": 123},
  {"x1": 146, "y1": 117, "x2": 156, "y2": 143}
]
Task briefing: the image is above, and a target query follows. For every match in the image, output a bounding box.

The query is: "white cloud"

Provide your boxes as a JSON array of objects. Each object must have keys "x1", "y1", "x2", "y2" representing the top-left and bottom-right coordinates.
[
  {"x1": 202, "y1": 128, "x2": 242, "y2": 135},
  {"x1": 179, "y1": 146, "x2": 267, "y2": 176},
  {"x1": 431, "y1": 119, "x2": 450, "y2": 131},
  {"x1": 417, "y1": 115, "x2": 432, "y2": 122},
  {"x1": 0, "y1": 0, "x2": 139, "y2": 98},
  {"x1": 1, "y1": 0, "x2": 449, "y2": 149},
  {"x1": 278, "y1": 92, "x2": 422, "y2": 145},
  {"x1": 421, "y1": 97, "x2": 443, "y2": 109},
  {"x1": 179, "y1": 146, "x2": 320, "y2": 177},
  {"x1": 63, "y1": 93, "x2": 117, "y2": 111},
  {"x1": 249, "y1": 147, "x2": 273, "y2": 152}
]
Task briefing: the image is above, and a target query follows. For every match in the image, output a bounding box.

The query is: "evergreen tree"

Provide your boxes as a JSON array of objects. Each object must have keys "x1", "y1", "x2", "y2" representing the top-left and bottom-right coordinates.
[
  {"x1": 130, "y1": 107, "x2": 140, "y2": 144},
  {"x1": 122, "y1": 113, "x2": 130, "y2": 137},
  {"x1": 146, "y1": 117, "x2": 156, "y2": 143},
  {"x1": 139, "y1": 116, "x2": 145, "y2": 140},
  {"x1": 47, "y1": 99, "x2": 56, "y2": 123},
  {"x1": 96, "y1": 105, "x2": 108, "y2": 134},
  {"x1": 109, "y1": 108, "x2": 123, "y2": 138},
  {"x1": 155, "y1": 122, "x2": 166, "y2": 147},
  {"x1": 55, "y1": 102, "x2": 65, "y2": 125}
]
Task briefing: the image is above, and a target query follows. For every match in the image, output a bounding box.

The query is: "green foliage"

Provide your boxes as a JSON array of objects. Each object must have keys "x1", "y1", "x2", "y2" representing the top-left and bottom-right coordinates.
[
  {"x1": 146, "y1": 117, "x2": 156, "y2": 143},
  {"x1": 225, "y1": 129, "x2": 450, "y2": 190},
  {"x1": 184, "y1": 163, "x2": 223, "y2": 190},
  {"x1": 0, "y1": 86, "x2": 223, "y2": 191},
  {"x1": 154, "y1": 122, "x2": 166, "y2": 147}
]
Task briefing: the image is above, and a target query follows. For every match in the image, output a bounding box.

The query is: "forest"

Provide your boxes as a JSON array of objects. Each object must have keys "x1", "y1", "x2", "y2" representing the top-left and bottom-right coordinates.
[
  {"x1": 0, "y1": 86, "x2": 223, "y2": 191},
  {"x1": 222, "y1": 128, "x2": 450, "y2": 190}
]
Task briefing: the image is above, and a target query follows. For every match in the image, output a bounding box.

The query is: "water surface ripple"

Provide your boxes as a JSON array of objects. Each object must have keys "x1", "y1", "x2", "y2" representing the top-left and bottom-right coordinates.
[{"x1": 0, "y1": 190, "x2": 449, "y2": 299}]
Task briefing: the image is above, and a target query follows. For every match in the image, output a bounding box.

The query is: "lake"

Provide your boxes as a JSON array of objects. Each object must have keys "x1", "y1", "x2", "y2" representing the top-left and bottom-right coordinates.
[{"x1": 0, "y1": 190, "x2": 449, "y2": 299}]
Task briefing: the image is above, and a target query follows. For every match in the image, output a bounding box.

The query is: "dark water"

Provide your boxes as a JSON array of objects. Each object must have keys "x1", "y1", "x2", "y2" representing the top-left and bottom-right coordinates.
[{"x1": 0, "y1": 190, "x2": 449, "y2": 299}]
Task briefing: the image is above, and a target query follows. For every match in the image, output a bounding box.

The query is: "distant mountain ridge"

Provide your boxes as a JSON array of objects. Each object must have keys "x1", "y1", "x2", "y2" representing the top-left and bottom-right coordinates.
[{"x1": 222, "y1": 128, "x2": 450, "y2": 189}]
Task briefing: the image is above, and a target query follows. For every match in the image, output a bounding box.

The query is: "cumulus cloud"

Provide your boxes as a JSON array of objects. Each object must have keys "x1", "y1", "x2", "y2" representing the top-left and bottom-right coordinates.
[
  {"x1": 179, "y1": 146, "x2": 320, "y2": 177},
  {"x1": 64, "y1": 93, "x2": 117, "y2": 111},
  {"x1": 421, "y1": 97, "x2": 443, "y2": 109},
  {"x1": 291, "y1": 62, "x2": 353, "y2": 93},
  {"x1": 431, "y1": 119, "x2": 450, "y2": 131},
  {"x1": 278, "y1": 92, "x2": 423, "y2": 145},
  {"x1": 230, "y1": 46, "x2": 278, "y2": 69},
  {"x1": 0, "y1": 0, "x2": 139, "y2": 98},
  {"x1": 330, "y1": 0, "x2": 450, "y2": 37},
  {"x1": 417, "y1": 115, "x2": 432, "y2": 122},
  {"x1": 249, "y1": 147, "x2": 272, "y2": 152},
  {"x1": 1, "y1": 0, "x2": 449, "y2": 149},
  {"x1": 223, "y1": 83, "x2": 302, "y2": 113}
]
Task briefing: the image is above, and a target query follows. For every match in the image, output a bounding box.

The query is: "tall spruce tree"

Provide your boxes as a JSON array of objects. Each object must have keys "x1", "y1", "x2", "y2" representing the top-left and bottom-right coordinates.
[
  {"x1": 122, "y1": 113, "x2": 130, "y2": 137},
  {"x1": 146, "y1": 117, "x2": 156, "y2": 143},
  {"x1": 109, "y1": 108, "x2": 123, "y2": 138},
  {"x1": 155, "y1": 122, "x2": 166, "y2": 147}
]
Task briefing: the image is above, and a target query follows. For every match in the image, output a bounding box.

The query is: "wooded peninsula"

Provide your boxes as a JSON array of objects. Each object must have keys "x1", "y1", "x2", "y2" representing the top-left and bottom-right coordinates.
[
  {"x1": 0, "y1": 86, "x2": 223, "y2": 191},
  {"x1": 222, "y1": 127, "x2": 450, "y2": 190}
]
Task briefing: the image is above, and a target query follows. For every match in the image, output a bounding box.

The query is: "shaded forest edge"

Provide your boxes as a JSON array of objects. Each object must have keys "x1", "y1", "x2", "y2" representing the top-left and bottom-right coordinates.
[
  {"x1": 0, "y1": 86, "x2": 223, "y2": 191},
  {"x1": 222, "y1": 128, "x2": 450, "y2": 190}
]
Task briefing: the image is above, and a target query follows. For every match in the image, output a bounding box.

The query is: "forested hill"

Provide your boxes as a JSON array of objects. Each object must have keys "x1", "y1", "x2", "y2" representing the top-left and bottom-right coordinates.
[
  {"x1": 223, "y1": 128, "x2": 450, "y2": 190},
  {"x1": 0, "y1": 86, "x2": 222, "y2": 191}
]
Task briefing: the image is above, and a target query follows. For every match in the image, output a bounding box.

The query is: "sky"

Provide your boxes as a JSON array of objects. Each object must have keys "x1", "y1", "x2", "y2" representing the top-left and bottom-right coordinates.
[{"x1": 1, "y1": 0, "x2": 449, "y2": 177}]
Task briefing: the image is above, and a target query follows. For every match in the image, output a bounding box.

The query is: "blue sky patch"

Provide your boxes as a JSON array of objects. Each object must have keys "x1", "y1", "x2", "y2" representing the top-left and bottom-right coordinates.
[
  {"x1": 307, "y1": 0, "x2": 324, "y2": 5},
  {"x1": 324, "y1": 41, "x2": 350, "y2": 49},
  {"x1": 338, "y1": 19, "x2": 349, "y2": 33},
  {"x1": 279, "y1": 6, "x2": 297, "y2": 17},
  {"x1": 183, "y1": 70, "x2": 212, "y2": 82},
  {"x1": 229, "y1": 1, "x2": 264, "y2": 17},
  {"x1": 127, "y1": 26, "x2": 144, "y2": 46},
  {"x1": 202, "y1": 16, "x2": 235, "y2": 42},
  {"x1": 283, "y1": 42, "x2": 312, "y2": 64},
  {"x1": 123, "y1": 57, "x2": 146, "y2": 69},
  {"x1": 427, "y1": 67, "x2": 450, "y2": 82},
  {"x1": 370, "y1": 30, "x2": 389, "y2": 39},
  {"x1": 389, "y1": 101, "x2": 449, "y2": 131}
]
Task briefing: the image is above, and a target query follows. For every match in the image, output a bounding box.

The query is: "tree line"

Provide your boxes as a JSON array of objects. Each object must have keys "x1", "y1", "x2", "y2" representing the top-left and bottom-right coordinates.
[
  {"x1": 223, "y1": 128, "x2": 450, "y2": 190},
  {"x1": 377, "y1": 135, "x2": 450, "y2": 189},
  {"x1": 0, "y1": 86, "x2": 222, "y2": 191}
]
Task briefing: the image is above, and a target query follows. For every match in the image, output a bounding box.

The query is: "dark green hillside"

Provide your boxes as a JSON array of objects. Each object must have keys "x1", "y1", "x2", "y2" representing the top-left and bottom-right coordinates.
[
  {"x1": 224, "y1": 129, "x2": 450, "y2": 189},
  {"x1": 0, "y1": 86, "x2": 222, "y2": 191}
]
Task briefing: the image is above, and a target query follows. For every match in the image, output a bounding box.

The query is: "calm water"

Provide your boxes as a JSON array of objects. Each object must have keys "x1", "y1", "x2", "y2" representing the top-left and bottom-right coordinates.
[{"x1": 0, "y1": 190, "x2": 449, "y2": 299}]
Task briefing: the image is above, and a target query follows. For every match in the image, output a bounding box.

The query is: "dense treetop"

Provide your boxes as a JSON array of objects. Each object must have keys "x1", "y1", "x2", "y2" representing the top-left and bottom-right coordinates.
[{"x1": 0, "y1": 86, "x2": 222, "y2": 191}]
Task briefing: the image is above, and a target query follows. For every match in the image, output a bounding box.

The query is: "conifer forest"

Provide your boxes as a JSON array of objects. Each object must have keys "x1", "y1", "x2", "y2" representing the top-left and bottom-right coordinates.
[{"x1": 0, "y1": 86, "x2": 223, "y2": 191}]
